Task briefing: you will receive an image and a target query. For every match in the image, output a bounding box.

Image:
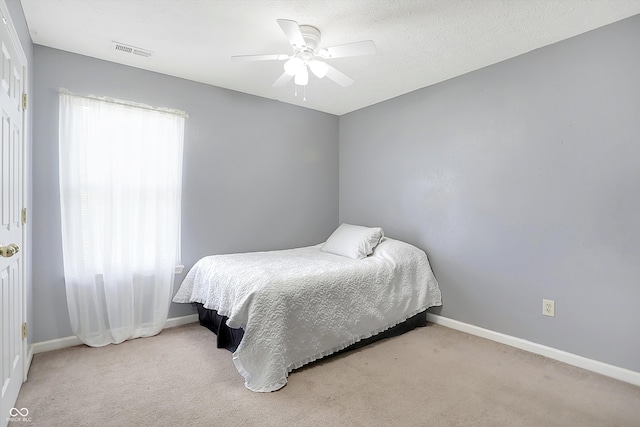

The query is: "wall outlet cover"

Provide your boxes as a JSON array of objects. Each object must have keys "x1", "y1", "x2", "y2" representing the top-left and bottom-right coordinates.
[{"x1": 543, "y1": 299, "x2": 555, "y2": 317}]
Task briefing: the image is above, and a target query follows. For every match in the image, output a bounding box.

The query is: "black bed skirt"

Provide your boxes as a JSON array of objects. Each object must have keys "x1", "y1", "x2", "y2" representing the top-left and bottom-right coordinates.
[{"x1": 194, "y1": 303, "x2": 427, "y2": 355}]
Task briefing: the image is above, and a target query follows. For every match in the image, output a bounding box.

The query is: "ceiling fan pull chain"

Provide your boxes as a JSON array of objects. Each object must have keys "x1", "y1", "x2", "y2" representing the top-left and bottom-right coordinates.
[{"x1": 303, "y1": 85, "x2": 306, "y2": 101}]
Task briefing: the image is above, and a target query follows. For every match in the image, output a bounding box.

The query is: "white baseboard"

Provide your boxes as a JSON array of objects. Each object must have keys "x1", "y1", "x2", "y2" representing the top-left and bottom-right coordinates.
[
  {"x1": 24, "y1": 345, "x2": 34, "y2": 380},
  {"x1": 32, "y1": 335, "x2": 82, "y2": 354},
  {"x1": 427, "y1": 313, "x2": 640, "y2": 388},
  {"x1": 165, "y1": 313, "x2": 198, "y2": 328},
  {"x1": 32, "y1": 313, "x2": 199, "y2": 355}
]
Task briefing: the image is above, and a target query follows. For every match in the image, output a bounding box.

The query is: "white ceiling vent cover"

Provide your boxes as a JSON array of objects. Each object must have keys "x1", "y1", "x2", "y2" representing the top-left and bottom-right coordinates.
[{"x1": 111, "y1": 41, "x2": 153, "y2": 58}]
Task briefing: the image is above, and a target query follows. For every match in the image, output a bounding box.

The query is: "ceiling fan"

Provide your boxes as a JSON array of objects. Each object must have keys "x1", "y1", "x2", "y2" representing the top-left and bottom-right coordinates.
[{"x1": 231, "y1": 19, "x2": 376, "y2": 88}]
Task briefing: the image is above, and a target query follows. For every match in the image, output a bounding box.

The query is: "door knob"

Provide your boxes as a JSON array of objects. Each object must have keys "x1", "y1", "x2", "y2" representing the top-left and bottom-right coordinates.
[{"x1": 0, "y1": 243, "x2": 20, "y2": 258}]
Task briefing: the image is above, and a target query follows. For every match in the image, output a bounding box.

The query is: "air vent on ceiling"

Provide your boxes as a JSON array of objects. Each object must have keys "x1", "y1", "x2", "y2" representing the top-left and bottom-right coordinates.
[{"x1": 111, "y1": 41, "x2": 153, "y2": 58}]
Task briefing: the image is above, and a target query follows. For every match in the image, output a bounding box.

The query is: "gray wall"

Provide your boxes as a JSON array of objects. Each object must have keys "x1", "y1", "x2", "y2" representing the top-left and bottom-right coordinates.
[
  {"x1": 6, "y1": 0, "x2": 34, "y2": 345},
  {"x1": 33, "y1": 46, "x2": 339, "y2": 343},
  {"x1": 26, "y1": 11, "x2": 640, "y2": 374},
  {"x1": 339, "y1": 15, "x2": 640, "y2": 372}
]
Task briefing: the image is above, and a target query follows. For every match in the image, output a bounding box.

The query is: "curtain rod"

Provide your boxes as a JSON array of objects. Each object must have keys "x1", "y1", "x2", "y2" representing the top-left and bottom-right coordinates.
[{"x1": 59, "y1": 88, "x2": 189, "y2": 118}]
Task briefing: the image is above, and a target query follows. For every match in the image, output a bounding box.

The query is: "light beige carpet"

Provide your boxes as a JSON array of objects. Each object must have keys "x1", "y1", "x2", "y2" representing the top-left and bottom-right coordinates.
[{"x1": 13, "y1": 323, "x2": 640, "y2": 426}]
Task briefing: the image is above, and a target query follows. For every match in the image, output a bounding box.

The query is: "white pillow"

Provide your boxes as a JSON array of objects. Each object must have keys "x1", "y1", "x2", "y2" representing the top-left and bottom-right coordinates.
[{"x1": 321, "y1": 223, "x2": 385, "y2": 259}]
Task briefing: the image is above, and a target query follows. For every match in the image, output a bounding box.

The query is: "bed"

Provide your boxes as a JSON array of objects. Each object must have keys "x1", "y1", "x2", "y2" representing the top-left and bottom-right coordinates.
[{"x1": 172, "y1": 224, "x2": 442, "y2": 392}]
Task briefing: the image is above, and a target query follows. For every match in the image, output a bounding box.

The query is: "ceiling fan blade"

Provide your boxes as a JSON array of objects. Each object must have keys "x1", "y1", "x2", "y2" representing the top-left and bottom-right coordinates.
[
  {"x1": 325, "y1": 64, "x2": 354, "y2": 87},
  {"x1": 272, "y1": 71, "x2": 293, "y2": 87},
  {"x1": 277, "y1": 19, "x2": 306, "y2": 48},
  {"x1": 320, "y1": 40, "x2": 377, "y2": 59},
  {"x1": 231, "y1": 54, "x2": 289, "y2": 62}
]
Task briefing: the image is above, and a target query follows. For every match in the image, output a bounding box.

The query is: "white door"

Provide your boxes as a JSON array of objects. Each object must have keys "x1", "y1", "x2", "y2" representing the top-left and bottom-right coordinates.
[{"x1": 0, "y1": 5, "x2": 25, "y2": 426}]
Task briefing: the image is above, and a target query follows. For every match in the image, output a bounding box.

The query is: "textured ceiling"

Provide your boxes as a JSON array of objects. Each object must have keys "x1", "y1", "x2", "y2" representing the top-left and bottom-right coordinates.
[{"x1": 20, "y1": 0, "x2": 640, "y2": 115}]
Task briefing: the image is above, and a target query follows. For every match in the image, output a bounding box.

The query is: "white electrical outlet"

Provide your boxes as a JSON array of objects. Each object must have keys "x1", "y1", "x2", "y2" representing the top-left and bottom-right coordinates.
[{"x1": 543, "y1": 299, "x2": 555, "y2": 317}]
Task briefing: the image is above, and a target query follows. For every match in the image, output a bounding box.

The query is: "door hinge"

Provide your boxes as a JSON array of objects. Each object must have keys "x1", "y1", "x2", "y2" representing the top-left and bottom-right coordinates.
[
  {"x1": 22, "y1": 93, "x2": 27, "y2": 110},
  {"x1": 22, "y1": 322, "x2": 27, "y2": 339},
  {"x1": 22, "y1": 207, "x2": 27, "y2": 225}
]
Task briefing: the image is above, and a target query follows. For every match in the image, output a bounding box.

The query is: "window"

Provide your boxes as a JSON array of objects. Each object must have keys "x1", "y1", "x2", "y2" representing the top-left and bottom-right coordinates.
[{"x1": 58, "y1": 90, "x2": 187, "y2": 346}]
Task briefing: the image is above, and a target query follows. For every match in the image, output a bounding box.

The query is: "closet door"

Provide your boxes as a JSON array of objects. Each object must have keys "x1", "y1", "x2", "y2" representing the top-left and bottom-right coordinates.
[{"x1": 0, "y1": 5, "x2": 26, "y2": 426}]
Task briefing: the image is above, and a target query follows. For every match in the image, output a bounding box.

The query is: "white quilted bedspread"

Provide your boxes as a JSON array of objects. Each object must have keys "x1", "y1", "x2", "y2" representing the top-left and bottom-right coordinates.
[{"x1": 173, "y1": 238, "x2": 442, "y2": 392}]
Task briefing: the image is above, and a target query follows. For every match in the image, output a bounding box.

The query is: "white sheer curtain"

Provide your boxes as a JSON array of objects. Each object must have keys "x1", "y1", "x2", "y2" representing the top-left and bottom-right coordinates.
[{"x1": 58, "y1": 91, "x2": 185, "y2": 347}]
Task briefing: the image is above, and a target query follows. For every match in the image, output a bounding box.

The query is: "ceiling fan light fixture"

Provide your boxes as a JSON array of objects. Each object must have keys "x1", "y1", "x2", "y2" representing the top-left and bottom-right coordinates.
[
  {"x1": 284, "y1": 57, "x2": 304, "y2": 76},
  {"x1": 294, "y1": 66, "x2": 309, "y2": 85},
  {"x1": 308, "y1": 60, "x2": 328, "y2": 78}
]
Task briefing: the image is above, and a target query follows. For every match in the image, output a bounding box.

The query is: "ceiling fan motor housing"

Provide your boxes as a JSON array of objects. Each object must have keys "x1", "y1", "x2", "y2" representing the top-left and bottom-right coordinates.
[{"x1": 299, "y1": 25, "x2": 321, "y2": 52}]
